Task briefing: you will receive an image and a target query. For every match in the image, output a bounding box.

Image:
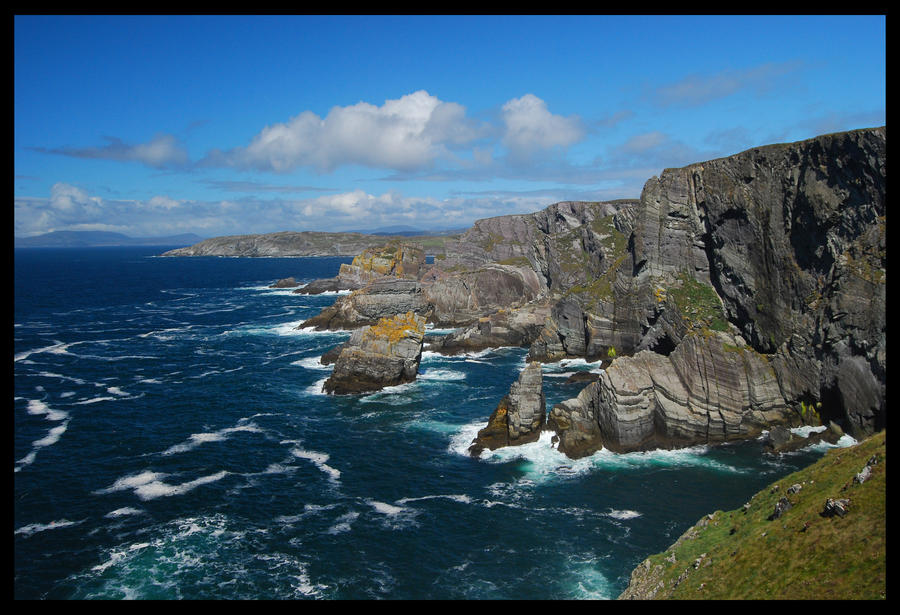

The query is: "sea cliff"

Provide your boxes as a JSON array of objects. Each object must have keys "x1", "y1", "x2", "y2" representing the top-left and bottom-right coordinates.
[{"x1": 166, "y1": 127, "x2": 886, "y2": 457}]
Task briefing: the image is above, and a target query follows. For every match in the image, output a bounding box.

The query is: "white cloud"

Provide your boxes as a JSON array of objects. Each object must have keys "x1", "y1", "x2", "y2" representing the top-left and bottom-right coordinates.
[
  {"x1": 15, "y1": 183, "x2": 565, "y2": 238},
  {"x1": 38, "y1": 134, "x2": 189, "y2": 169},
  {"x1": 209, "y1": 90, "x2": 483, "y2": 174},
  {"x1": 500, "y1": 94, "x2": 585, "y2": 159}
]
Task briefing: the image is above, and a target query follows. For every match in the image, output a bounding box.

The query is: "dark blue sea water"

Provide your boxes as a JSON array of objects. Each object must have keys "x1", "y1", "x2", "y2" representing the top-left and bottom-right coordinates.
[{"x1": 14, "y1": 247, "x2": 855, "y2": 600}]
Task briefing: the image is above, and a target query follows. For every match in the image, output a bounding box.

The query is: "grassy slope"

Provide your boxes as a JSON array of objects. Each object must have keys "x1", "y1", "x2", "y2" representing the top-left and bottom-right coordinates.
[{"x1": 619, "y1": 431, "x2": 886, "y2": 600}]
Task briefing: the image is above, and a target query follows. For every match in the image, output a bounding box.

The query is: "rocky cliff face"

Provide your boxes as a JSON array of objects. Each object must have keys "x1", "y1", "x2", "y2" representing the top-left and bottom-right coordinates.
[
  {"x1": 299, "y1": 279, "x2": 434, "y2": 330},
  {"x1": 293, "y1": 127, "x2": 884, "y2": 455},
  {"x1": 468, "y1": 362, "x2": 546, "y2": 456},
  {"x1": 545, "y1": 127, "x2": 886, "y2": 454},
  {"x1": 548, "y1": 330, "x2": 793, "y2": 457},
  {"x1": 295, "y1": 242, "x2": 427, "y2": 295},
  {"x1": 323, "y1": 312, "x2": 426, "y2": 395}
]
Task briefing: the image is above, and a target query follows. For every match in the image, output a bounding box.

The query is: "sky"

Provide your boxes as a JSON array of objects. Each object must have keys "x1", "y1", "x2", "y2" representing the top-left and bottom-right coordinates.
[{"x1": 14, "y1": 14, "x2": 886, "y2": 239}]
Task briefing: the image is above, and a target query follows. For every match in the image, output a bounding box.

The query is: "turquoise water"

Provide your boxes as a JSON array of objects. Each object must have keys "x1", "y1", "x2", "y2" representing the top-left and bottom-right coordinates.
[{"x1": 13, "y1": 247, "x2": 851, "y2": 599}]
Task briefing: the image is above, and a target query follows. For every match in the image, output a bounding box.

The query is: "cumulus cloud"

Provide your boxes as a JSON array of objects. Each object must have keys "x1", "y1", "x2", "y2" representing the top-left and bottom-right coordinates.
[
  {"x1": 205, "y1": 90, "x2": 484, "y2": 174},
  {"x1": 500, "y1": 94, "x2": 585, "y2": 160},
  {"x1": 35, "y1": 134, "x2": 189, "y2": 169},
  {"x1": 14, "y1": 183, "x2": 572, "y2": 239}
]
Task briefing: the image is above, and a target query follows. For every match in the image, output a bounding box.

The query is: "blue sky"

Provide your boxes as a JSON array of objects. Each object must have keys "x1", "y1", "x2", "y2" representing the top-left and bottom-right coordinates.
[{"x1": 14, "y1": 14, "x2": 885, "y2": 238}]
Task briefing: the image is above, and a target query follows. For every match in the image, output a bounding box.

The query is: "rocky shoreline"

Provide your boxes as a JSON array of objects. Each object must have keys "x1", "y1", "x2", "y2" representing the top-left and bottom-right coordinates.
[{"x1": 167, "y1": 127, "x2": 887, "y2": 459}]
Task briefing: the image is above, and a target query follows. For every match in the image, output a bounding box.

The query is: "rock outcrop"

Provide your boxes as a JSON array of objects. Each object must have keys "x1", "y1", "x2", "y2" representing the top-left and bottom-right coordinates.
[
  {"x1": 272, "y1": 127, "x2": 885, "y2": 454},
  {"x1": 548, "y1": 330, "x2": 798, "y2": 457},
  {"x1": 545, "y1": 127, "x2": 886, "y2": 453},
  {"x1": 428, "y1": 303, "x2": 551, "y2": 354},
  {"x1": 294, "y1": 242, "x2": 426, "y2": 295},
  {"x1": 299, "y1": 279, "x2": 434, "y2": 330},
  {"x1": 469, "y1": 362, "x2": 546, "y2": 456},
  {"x1": 322, "y1": 312, "x2": 426, "y2": 395}
]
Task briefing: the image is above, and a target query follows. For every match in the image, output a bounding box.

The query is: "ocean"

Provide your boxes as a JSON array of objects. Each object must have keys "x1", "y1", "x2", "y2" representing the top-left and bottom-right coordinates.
[{"x1": 13, "y1": 246, "x2": 855, "y2": 600}]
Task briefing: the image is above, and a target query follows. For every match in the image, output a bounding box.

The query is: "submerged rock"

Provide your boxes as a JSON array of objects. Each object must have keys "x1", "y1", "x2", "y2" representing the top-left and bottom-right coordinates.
[
  {"x1": 469, "y1": 362, "x2": 546, "y2": 456},
  {"x1": 323, "y1": 312, "x2": 426, "y2": 395}
]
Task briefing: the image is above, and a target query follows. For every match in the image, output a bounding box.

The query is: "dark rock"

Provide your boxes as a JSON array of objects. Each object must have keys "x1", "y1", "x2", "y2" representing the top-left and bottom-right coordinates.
[
  {"x1": 565, "y1": 371, "x2": 601, "y2": 384},
  {"x1": 322, "y1": 312, "x2": 426, "y2": 395},
  {"x1": 299, "y1": 279, "x2": 433, "y2": 330},
  {"x1": 469, "y1": 362, "x2": 545, "y2": 456},
  {"x1": 270, "y1": 277, "x2": 301, "y2": 288},
  {"x1": 429, "y1": 303, "x2": 550, "y2": 354},
  {"x1": 769, "y1": 496, "x2": 793, "y2": 521}
]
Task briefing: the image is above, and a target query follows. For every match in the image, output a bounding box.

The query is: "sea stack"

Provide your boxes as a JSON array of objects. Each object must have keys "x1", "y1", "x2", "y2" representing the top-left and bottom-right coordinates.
[
  {"x1": 323, "y1": 312, "x2": 426, "y2": 395},
  {"x1": 469, "y1": 361, "x2": 546, "y2": 456}
]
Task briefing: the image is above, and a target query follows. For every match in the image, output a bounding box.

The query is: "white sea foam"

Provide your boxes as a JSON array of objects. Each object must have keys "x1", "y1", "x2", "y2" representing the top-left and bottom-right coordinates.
[
  {"x1": 326, "y1": 511, "x2": 360, "y2": 535},
  {"x1": 290, "y1": 448, "x2": 341, "y2": 481},
  {"x1": 161, "y1": 422, "x2": 263, "y2": 456},
  {"x1": 104, "y1": 507, "x2": 144, "y2": 518},
  {"x1": 418, "y1": 368, "x2": 466, "y2": 382},
  {"x1": 96, "y1": 470, "x2": 169, "y2": 494},
  {"x1": 304, "y1": 377, "x2": 329, "y2": 396},
  {"x1": 292, "y1": 356, "x2": 331, "y2": 370},
  {"x1": 15, "y1": 518, "x2": 84, "y2": 538},
  {"x1": 790, "y1": 425, "x2": 827, "y2": 438},
  {"x1": 366, "y1": 499, "x2": 407, "y2": 515},
  {"x1": 32, "y1": 422, "x2": 69, "y2": 447},
  {"x1": 606, "y1": 509, "x2": 642, "y2": 520},
  {"x1": 94, "y1": 468, "x2": 230, "y2": 500},
  {"x1": 560, "y1": 556, "x2": 616, "y2": 599},
  {"x1": 37, "y1": 371, "x2": 86, "y2": 385},
  {"x1": 26, "y1": 399, "x2": 69, "y2": 422},
  {"x1": 16, "y1": 401, "x2": 72, "y2": 471},
  {"x1": 453, "y1": 420, "x2": 747, "y2": 481},
  {"x1": 396, "y1": 494, "x2": 473, "y2": 505},
  {"x1": 14, "y1": 340, "x2": 71, "y2": 362},
  {"x1": 131, "y1": 471, "x2": 230, "y2": 501},
  {"x1": 73, "y1": 396, "x2": 117, "y2": 405}
]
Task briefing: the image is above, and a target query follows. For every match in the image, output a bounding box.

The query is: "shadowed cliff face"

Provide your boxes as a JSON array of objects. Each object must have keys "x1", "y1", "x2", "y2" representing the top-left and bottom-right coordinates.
[{"x1": 548, "y1": 127, "x2": 886, "y2": 452}]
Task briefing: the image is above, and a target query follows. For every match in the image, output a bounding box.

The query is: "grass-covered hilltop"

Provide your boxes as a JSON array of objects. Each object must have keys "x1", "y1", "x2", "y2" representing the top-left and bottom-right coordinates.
[
  {"x1": 165, "y1": 126, "x2": 886, "y2": 599},
  {"x1": 619, "y1": 430, "x2": 886, "y2": 600}
]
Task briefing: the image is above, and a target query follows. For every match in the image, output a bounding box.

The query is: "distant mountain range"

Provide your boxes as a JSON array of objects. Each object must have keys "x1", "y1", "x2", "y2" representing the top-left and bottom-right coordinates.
[{"x1": 15, "y1": 231, "x2": 206, "y2": 248}]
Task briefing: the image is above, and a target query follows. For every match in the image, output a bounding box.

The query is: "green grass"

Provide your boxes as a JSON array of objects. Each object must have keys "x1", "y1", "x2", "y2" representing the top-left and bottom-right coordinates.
[
  {"x1": 668, "y1": 271, "x2": 729, "y2": 332},
  {"x1": 621, "y1": 431, "x2": 886, "y2": 600}
]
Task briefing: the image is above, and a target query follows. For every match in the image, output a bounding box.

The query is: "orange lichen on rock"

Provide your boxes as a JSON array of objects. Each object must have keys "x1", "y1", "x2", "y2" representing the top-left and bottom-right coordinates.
[{"x1": 363, "y1": 311, "x2": 425, "y2": 344}]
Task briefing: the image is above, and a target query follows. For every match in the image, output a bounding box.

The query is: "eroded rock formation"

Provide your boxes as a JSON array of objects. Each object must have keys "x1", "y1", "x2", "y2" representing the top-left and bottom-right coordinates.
[
  {"x1": 469, "y1": 362, "x2": 546, "y2": 456},
  {"x1": 323, "y1": 312, "x2": 426, "y2": 395}
]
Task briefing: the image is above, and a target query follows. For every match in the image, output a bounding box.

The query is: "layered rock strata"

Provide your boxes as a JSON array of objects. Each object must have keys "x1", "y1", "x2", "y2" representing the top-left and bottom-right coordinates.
[
  {"x1": 294, "y1": 242, "x2": 426, "y2": 295},
  {"x1": 469, "y1": 362, "x2": 546, "y2": 456},
  {"x1": 428, "y1": 303, "x2": 551, "y2": 354},
  {"x1": 547, "y1": 331, "x2": 796, "y2": 457},
  {"x1": 323, "y1": 312, "x2": 426, "y2": 395},
  {"x1": 299, "y1": 279, "x2": 433, "y2": 330}
]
